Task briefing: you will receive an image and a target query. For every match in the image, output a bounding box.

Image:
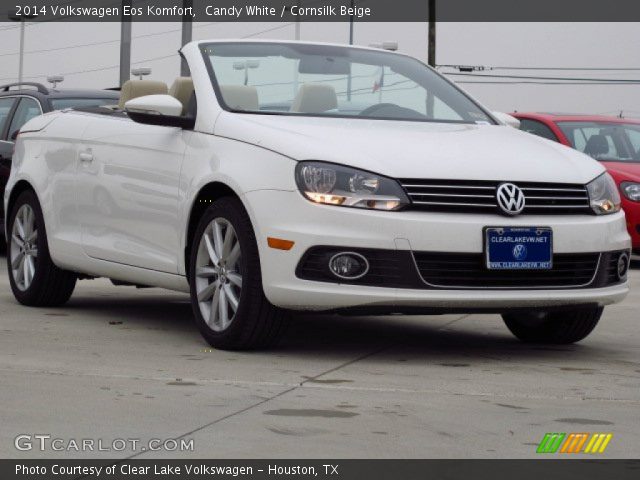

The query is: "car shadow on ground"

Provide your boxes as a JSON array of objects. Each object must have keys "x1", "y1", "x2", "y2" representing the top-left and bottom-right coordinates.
[
  {"x1": 39, "y1": 293, "x2": 615, "y2": 364},
  {"x1": 0, "y1": 253, "x2": 622, "y2": 362}
]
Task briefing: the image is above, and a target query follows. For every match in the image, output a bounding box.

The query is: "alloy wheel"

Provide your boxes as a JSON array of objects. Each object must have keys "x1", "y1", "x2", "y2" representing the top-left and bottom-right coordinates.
[
  {"x1": 10, "y1": 204, "x2": 38, "y2": 291},
  {"x1": 195, "y1": 218, "x2": 243, "y2": 332}
]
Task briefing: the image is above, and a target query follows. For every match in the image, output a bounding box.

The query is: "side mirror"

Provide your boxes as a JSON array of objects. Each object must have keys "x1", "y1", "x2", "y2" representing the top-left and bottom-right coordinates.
[
  {"x1": 492, "y1": 111, "x2": 521, "y2": 129},
  {"x1": 124, "y1": 94, "x2": 194, "y2": 129}
]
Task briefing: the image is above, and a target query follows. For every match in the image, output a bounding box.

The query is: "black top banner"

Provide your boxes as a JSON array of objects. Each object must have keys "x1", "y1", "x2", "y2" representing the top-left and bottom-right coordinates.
[{"x1": 1, "y1": 0, "x2": 640, "y2": 22}]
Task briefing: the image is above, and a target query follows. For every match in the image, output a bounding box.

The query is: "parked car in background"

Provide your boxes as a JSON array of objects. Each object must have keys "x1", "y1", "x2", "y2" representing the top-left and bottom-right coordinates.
[
  {"x1": 0, "y1": 82, "x2": 119, "y2": 251},
  {"x1": 4, "y1": 41, "x2": 631, "y2": 349},
  {"x1": 513, "y1": 113, "x2": 640, "y2": 258}
]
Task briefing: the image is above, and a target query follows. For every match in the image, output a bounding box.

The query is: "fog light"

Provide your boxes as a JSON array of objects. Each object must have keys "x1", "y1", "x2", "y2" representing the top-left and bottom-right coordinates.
[
  {"x1": 617, "y1": 252, "x2": 630, "y2": 280},
  {"x1": 328, "y1": 252, "x2": 369, "y2": 280}
]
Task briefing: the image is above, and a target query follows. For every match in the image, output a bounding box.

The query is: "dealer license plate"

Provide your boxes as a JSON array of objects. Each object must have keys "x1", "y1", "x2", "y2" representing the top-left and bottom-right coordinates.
[{"x1": 485, "y1": 227, "x2": 553, "y2": 270}]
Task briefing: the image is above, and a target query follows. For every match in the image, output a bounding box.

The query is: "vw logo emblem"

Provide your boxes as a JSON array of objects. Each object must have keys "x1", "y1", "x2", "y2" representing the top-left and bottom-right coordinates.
[
  {"x1": 496, "y1": 183, "x2": 526, "y2": 215},
  {"x1": 512, "y1": 244, "x2": 528, "y2": 260}
]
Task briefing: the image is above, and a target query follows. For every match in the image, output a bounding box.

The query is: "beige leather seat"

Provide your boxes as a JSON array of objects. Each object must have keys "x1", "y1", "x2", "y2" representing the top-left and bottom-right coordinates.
[
  {"x1": 118, "y1": 80, "x2": 168, "y2": 109},
  {"x1": 219, "y1": 85, "x2": 259, "y2": 111},
  {"x1": 290, "y1": 84, "x2": 338, "y2": 113},
  {"x1": 169, "y1": 77, "x2": 195, "y2": 115}
]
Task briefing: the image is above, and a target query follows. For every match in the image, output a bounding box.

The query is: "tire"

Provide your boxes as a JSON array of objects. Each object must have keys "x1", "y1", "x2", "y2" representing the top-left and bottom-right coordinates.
[
  {"x1": 502, "y1": 306, "x2": 603, "y2": 344},
  {"x1": 188, "y1": 197, "x2": 288, "y2": 350},
  {"x1": 6, "y1": 190, "x2": 77, "y2": 306}
]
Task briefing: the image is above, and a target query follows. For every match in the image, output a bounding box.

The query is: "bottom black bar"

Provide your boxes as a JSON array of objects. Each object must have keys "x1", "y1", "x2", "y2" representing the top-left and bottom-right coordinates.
[{"x1": 3, "y1": 459, "x2": 640, "y2": 480}]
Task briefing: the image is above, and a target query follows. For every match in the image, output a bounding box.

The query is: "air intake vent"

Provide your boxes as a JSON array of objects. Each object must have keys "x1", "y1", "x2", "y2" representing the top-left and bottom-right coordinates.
[{"x1": 413, "y1": 252, "x2": 601, "y2": 288}]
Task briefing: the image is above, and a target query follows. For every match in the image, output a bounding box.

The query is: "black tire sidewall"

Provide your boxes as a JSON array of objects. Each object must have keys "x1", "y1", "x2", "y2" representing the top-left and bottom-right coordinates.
[
  {"x1": 7, "y1": 191, "x2": 50, "y2": 303},
  {"x1": 503, "y1": 307, "x2": 603, "y2": 344},
  {"x1": 188, "y1": 197, "x2": 261, "y2": 347}
]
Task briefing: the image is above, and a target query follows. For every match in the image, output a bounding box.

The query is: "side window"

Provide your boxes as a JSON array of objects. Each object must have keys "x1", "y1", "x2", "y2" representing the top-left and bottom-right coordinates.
[
  {"x1": 0, "y1": 97, "x2": 17, "y2": 139},
  {"x1": 519, "y1": 119, "x2": 559, "y2": 142},
  {"x1": 573, "y1": 127, "x2": 618, "y2": 158},
  {"x1": 8, "y1": 97, "x2": 42, "y2": 140},
  {"x1": 626, "y1": 129, "x2": 640, "y2": 154}
]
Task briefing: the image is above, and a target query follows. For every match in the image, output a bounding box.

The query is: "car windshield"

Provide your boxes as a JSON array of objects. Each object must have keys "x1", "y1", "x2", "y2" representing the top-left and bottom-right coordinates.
[
  {"x1": 201, "y1": 42, "x2": 494, "y2": 124},
  {"x1": 557, "y1": 121, "x2": 640, "y2": 162},
  {"x1": 50, "y1": 97, "x2": 117, "y2": 110}
]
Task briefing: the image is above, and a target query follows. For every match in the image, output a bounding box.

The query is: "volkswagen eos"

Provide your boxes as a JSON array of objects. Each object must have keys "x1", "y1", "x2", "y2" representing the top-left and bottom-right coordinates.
[{"x1": 3, "y1": 40, "x2": 631, "y2": 349}]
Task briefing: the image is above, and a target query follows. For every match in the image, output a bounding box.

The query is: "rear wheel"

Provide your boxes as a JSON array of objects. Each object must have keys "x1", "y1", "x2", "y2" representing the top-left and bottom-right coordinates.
[
  {"x1": 188, "y1": 197, "x2": 288, "y2": 350},
  {"x1": 7, "y1": 190, "x2": 77, "y2": 306},
  {"x1": 502, "y1": 306, "x2": 603, "y2": 344}
]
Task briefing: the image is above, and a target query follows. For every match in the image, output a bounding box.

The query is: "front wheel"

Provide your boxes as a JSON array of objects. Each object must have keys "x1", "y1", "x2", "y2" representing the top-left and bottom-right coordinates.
[
  {"x1": 188, "y1": 197, "x2": 288, "y2": 350},
  {"x1": 7, "y1": 190, "x2": 77, "y2": 306},
  {"x1": 502, "y1": 306, "x2": 603, "y2": 344}
]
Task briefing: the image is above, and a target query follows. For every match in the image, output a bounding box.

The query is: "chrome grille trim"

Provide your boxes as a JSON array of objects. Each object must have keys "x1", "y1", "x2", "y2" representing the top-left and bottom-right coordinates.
[{"x1": 398, "y1": 179, "x2": 592, "y2": 215}]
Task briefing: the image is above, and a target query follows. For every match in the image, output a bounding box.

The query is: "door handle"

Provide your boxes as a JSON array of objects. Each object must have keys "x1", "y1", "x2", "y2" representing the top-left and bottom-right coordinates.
[{"x1": 79, "y1": 151, "x2": 94, "y2": 163}]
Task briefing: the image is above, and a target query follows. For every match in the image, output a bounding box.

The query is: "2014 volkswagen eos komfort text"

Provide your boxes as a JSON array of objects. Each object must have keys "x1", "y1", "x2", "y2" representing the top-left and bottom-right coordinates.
[{"x1": 4, "y1": 41, "x2": 631, "y2": 349}]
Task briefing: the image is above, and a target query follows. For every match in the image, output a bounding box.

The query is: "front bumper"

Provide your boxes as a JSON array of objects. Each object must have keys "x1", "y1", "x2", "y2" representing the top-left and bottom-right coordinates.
[{"x1": 244, "y1": 190, "x2": 631, "y2": 311}]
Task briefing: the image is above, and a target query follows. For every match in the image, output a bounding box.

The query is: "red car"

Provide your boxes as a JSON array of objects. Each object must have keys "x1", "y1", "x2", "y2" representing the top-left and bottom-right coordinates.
[{"x1": 513, "y1": 113, "x2": 640, "y2": 257}]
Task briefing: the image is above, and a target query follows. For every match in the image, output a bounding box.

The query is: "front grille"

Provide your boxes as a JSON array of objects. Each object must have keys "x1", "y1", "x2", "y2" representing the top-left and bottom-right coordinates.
[
  {"x1": 413, "y1": 252, "x2": 601, "y2": 288},
  {"x1": 398, "y1": 179, "x2": 592, "y2": 215}
]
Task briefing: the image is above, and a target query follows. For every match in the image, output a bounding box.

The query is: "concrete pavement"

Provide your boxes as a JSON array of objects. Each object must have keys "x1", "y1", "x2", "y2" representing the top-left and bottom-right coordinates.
[{"x1": 0, "y1": 257, "x2": 638, "y2": 459}]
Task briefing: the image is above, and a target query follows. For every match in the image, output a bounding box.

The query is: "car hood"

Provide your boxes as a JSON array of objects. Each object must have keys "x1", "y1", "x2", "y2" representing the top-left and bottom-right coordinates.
[
  {"x1": 215, "y1": 113, "x2": 605, "y2": 184},
  {"x1": 601, "y1": 161, "x2": 640, "y2": 183}
]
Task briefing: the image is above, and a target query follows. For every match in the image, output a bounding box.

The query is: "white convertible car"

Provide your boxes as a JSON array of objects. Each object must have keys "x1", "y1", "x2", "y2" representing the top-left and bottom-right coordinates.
[{"x1": 4, "y1": 40, "x2": 631, "y2": 349}]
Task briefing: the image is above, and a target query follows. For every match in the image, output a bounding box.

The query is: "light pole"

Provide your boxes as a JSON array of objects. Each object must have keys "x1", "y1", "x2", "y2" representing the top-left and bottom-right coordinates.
[
  {"x1": 348, "y1": 0, "x2": 355, "y2": 45},
  {"x1": 18, "y1": 19, "x2": 25, "y2": 83},
  {"x1": 294, "y1": 1, "x2": 300, "y2": 40},
  {"x1": 428, "y1": 0, "x2": 436, "y2": 67},
  {"x1": 8, "y1": 9, "x2": 36, "y2": 84},
  {"x1": 120, "y1": 0, "x2": 132, "y2": 86},
  {"x1": 180, "y1": 0, "x2": 193, "y2": 76},
  {"x1": 426, "y1": 0, "x2": 436, "y2": 116}
]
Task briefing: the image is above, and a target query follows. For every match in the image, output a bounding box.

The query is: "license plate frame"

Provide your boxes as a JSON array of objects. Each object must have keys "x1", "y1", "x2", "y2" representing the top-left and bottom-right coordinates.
[{"x1": 485, "y1": 227, "x2": 553, "y2": 270}]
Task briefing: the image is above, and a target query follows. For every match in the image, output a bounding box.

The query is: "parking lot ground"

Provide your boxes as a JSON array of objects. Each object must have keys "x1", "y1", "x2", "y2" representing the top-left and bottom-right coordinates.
[{"x1": 0, "y1": 257, "x2": 638, "y2": 459}]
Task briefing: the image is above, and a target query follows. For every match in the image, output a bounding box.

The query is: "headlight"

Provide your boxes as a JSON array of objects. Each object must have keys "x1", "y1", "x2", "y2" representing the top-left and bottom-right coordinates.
[
  {"x1": 295, "y1": 161, "x2": 409, "y2": 211},
  {"x1": 621, "y1": 182, "x2": 640, "y2": 202},
  {"x1": 586, "y1": 173, "x2": 621, "y2": 214}
]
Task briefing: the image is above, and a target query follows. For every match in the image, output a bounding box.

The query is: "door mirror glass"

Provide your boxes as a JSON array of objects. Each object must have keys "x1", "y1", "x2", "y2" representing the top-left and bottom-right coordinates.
[{"x1": 124, "y1": 94, "x2": 194, "y2": 129}]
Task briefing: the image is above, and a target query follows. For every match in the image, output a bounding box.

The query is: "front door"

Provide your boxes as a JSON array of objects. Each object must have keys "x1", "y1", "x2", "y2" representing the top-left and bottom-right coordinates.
[{"x1": 77, "y1": 114, "x2": 187, "y2": 273}]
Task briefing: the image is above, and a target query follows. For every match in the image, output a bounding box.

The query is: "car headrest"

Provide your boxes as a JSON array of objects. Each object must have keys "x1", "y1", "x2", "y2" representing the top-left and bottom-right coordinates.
[
  {"x1": 290, "y1": 84, "x2": 338, "y2": 113},
  {"x1": 169, "y1": 77, "x2": 194, "y2": 115},
  {"x1": 119, "y1": 80, "x2": 168, "y2": 109},
  {"x1": 584, "y1": 134, "x2": 609, "y2": 157},
  {"x1": 219, "y1": 85, "x2": 259, "y2": 111}
]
